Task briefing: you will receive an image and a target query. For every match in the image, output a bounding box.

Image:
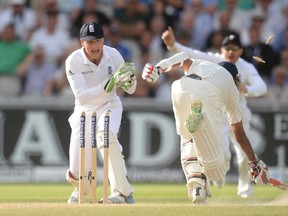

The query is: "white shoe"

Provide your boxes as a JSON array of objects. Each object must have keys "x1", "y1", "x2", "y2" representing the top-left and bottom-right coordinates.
[
  {"x1": 99, "y1": 190, "x2": 134, "y2": 204},
  {"x1": 189, "y1": 186, "x2": 207, "y2": 205},
  {"x1": 67, "y1": 189, "x2": 79, "y2": 204}
]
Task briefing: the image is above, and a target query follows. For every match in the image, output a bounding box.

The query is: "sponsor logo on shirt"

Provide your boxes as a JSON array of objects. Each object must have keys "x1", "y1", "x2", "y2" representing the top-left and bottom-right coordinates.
[
  {"x1": 82, "y1": 70, "x2": 94, "y2": 75},
  {"x1": 108, "y1": 66, "x2": 112, "y2": 76}
]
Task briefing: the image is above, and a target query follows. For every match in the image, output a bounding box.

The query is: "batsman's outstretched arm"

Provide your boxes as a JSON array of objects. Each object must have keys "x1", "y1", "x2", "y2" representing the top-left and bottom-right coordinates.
[
  {"x1": 231, "y1": 121, "x2": 256, "y2": 162},
  {"x1": 142, "y1": 52, "x2": 192, "y2": 83},
  {"x1": 231, "y1": 121, "x2": 270, "y2": 186}
]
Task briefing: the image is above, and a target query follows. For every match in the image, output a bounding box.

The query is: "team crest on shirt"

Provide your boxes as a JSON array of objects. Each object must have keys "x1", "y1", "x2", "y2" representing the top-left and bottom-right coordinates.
[{"x1": 108, "y1": 66, "x2": 112, "y2": 76}]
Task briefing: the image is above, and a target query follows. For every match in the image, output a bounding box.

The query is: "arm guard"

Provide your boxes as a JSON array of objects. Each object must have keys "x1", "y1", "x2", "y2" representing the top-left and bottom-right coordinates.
[{"x1": 156, "y1": 52, "x2": 190, "y2": 72}]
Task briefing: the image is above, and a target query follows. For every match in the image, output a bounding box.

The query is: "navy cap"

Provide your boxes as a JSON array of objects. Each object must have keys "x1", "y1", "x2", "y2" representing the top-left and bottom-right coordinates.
[
  {"x1": 80, "y1": 22, "x2": 104, "y2": 41},
  {"x1": 218, "y1": 61, "x2": 238, "y2": 80},
  {"x1": 222, "y1": 34, "x2": 242, "y2": 48}
]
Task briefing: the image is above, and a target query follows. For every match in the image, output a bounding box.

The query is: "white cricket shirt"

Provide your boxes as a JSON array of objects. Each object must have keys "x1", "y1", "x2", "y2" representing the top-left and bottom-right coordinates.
[{"x1": 65, "y1": 45, "x2": 124, "y2": 111}]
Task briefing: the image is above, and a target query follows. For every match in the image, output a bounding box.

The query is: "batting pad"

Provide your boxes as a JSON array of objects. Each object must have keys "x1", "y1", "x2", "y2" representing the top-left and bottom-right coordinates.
[
  {"x1": 97, "y1": 131, "x2": 134, "y2": 196},
  {"x1": 192, "y1": 120, "x2": 228, "y2": 181},
  {"x1": 181, "y1": 141, "x2": 203, "y2": 186}
]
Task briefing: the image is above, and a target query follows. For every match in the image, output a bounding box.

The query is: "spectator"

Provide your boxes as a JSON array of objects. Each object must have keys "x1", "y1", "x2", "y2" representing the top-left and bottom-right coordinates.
[
  {"x1": 185, "y1": 0, "x2": 218, "y2": 16},
  {"x1": 0, "y1": 23, "x2": 31, "y2": 96},
  {"x1": 138, "y1": 29, "x2": 152, "y2": 54},
  {"x1": 218, "y1": 0, "x2": 255, "y2": 10},
  {"x1": 176, "y1": 30, "x2": 192, "y2": 47},
  {"x1": 114, "y1": 0, "x2": 148, "y2": 39},
  {"x1": 205, "y1": 30, "x2": 225, "y2": 53},
  {"x1": 211, "y1": 10, "x2": 240, "y2": 38},
  {"x1": 265, "y1": 65, "x2": 288, "y2": 100},
  {"x1": 105, "y1": 20, "x2": 132, "y2": 62},
  {"x1": 29, "y1": 10, "x2": 71, "y2": 66},
  {"x1": 250, "y1": 0, "x2": 283, "y2": 43},
  {"x1": 162, "y1": 0, "x2": 184, "y2": 30},
  {"x1": 206, "y1": 11, "x2": 239, "y2": 53},
  {"x1": 180, "y1": 0, "x2": 213, "y2": 50},
  {"x1": 271, "y1": 3, "x2": 288, "y2": 54},
  {"x1": 16, "y1": 46, "x2": 57, "y2": 96},
  {"x1": 70, "y1": 0, "x2": 110, "y2": 38},
  {"x1": 242, "y1": 26, "x2": 277, "y2": 81},
  {"x1": 279, "y1": 49, "x2": 288, "y2": 70},
  {"x1": 240, "y1": 8, "x2": 267, "y2": 46},
  {"x1": 213, "y1": 0, "x2": 250, "y2": 35},
  {"x1": 0, "y1": 0, "x2": 9, "y2": 11},
  {"x1": 0, "y1": 0, "x2": 36, "y2": 42},
  {"x1": 52, "y1": 39, "x2": 81, "y2": 97},
  {"x1": 36, "y1": 0, "x2": 71, "y2": 32},
  {"x1": 150, "y1": 0, "x2": 166, "y2": 18},
  {"x1": 54, "y1": 0, "x2": 82, "y2": 15},
  {"x1": 97, "y1": 0, "x2": 115, "y2": 18},
  {"x1": 148, "y1": 15, "x2": 167, "y2": 64}
]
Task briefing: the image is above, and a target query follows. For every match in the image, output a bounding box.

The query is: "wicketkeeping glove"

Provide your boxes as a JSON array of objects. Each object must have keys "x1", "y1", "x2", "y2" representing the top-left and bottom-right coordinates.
[
  {"x1": 104, "y1": 62, "x2": 137, "y2": 93},
  {"x1": 142, "y1": 63, "x2": 161, "y2": 83},
  {"x1": 248, "y1": 160, "x2": 270, "y2": 186}
]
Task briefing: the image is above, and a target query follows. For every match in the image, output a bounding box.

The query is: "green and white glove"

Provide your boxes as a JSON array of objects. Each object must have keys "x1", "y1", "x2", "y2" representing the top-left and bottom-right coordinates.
[{"x1": 104, "y1": 62, "x2": 137, "y2": 93}]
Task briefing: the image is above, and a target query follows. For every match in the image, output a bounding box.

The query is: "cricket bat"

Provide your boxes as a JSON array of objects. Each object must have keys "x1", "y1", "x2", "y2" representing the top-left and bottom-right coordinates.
[{"x1": 269, "y1": 177, "x2": 288, "y2": 191}]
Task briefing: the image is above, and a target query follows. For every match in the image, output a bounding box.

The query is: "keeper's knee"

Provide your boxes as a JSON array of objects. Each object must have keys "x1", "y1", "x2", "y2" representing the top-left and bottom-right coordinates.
[
  {"x1": 96, "y1": 131, "x2": 118, "y2": 149},
  {"x1": 66, "y1": 169, "x2": 90, "y2": 196}
]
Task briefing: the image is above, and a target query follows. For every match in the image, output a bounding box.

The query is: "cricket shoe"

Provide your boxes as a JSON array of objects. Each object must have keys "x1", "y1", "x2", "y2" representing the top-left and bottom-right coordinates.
[
  {"x1": 99, "y1": 190, "x2": 134, "y2": 204},
  {"x1": 185, "y1": 100, "x2": 204, "y2": 133},
  {"x1": 189, "y1": 186, "x2": 207, "y2": 205},
  {"x1": 67, "y1": 189, "x2": 79, "y2": 204}
]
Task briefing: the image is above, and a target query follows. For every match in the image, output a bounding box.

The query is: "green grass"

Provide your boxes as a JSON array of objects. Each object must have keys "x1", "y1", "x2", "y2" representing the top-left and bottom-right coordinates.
[{"x1": 0, "y1": 183, "x2": 287, "y2": 216}]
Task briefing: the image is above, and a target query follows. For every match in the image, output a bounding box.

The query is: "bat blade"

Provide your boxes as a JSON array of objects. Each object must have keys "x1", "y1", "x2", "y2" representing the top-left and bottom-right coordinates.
[{"x1": 269, "y1": 177, "x2": 288, "y2": 191}]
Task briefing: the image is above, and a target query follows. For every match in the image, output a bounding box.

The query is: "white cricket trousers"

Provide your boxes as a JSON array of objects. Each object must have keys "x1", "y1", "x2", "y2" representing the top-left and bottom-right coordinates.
[{"x1": 171, "y1": 76, "x2": 228, "y2": 180}]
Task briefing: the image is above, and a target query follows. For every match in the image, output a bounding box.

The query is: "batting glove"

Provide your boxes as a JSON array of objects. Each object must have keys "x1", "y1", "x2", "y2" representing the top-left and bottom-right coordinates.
[
  {"x1": 248, "y1": 160, "x2": 270, "y2": 186},
  {"x1": 104, "y1": 62, "x2": 137, "y2": 92},
  {"x1": 142, "y1": 63, "x2": 161, "y2": 83}
]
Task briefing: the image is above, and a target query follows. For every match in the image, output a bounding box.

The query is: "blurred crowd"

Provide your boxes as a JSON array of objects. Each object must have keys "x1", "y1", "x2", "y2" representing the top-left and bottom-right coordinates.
[{"x1": 0, "y1": 0, "x2": 288, "y2": 102}]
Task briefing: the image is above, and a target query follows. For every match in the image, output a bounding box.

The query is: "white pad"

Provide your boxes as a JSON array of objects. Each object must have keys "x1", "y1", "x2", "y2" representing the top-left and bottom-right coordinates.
[
  {"x1": 156, "y1": 51, "x2": 189, "y2": 71},
  {"x1": 192, "y1": 120, "x2": 228, "y2": 181},
  {"x1": 97, "y1": 131, "x2": 133, "y2": 196},
  {"x1": 181, "y1": 141, "x2": 212, "y2": 199},
  {"x1": 181, "y1": 141, "x2": 203, "y2": 186}
]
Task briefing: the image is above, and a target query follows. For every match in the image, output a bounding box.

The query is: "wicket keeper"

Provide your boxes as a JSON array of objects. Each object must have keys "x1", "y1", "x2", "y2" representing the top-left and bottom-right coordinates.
[{"x1": 65, "y1": 22, "x2": 136, "y2": 204}]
